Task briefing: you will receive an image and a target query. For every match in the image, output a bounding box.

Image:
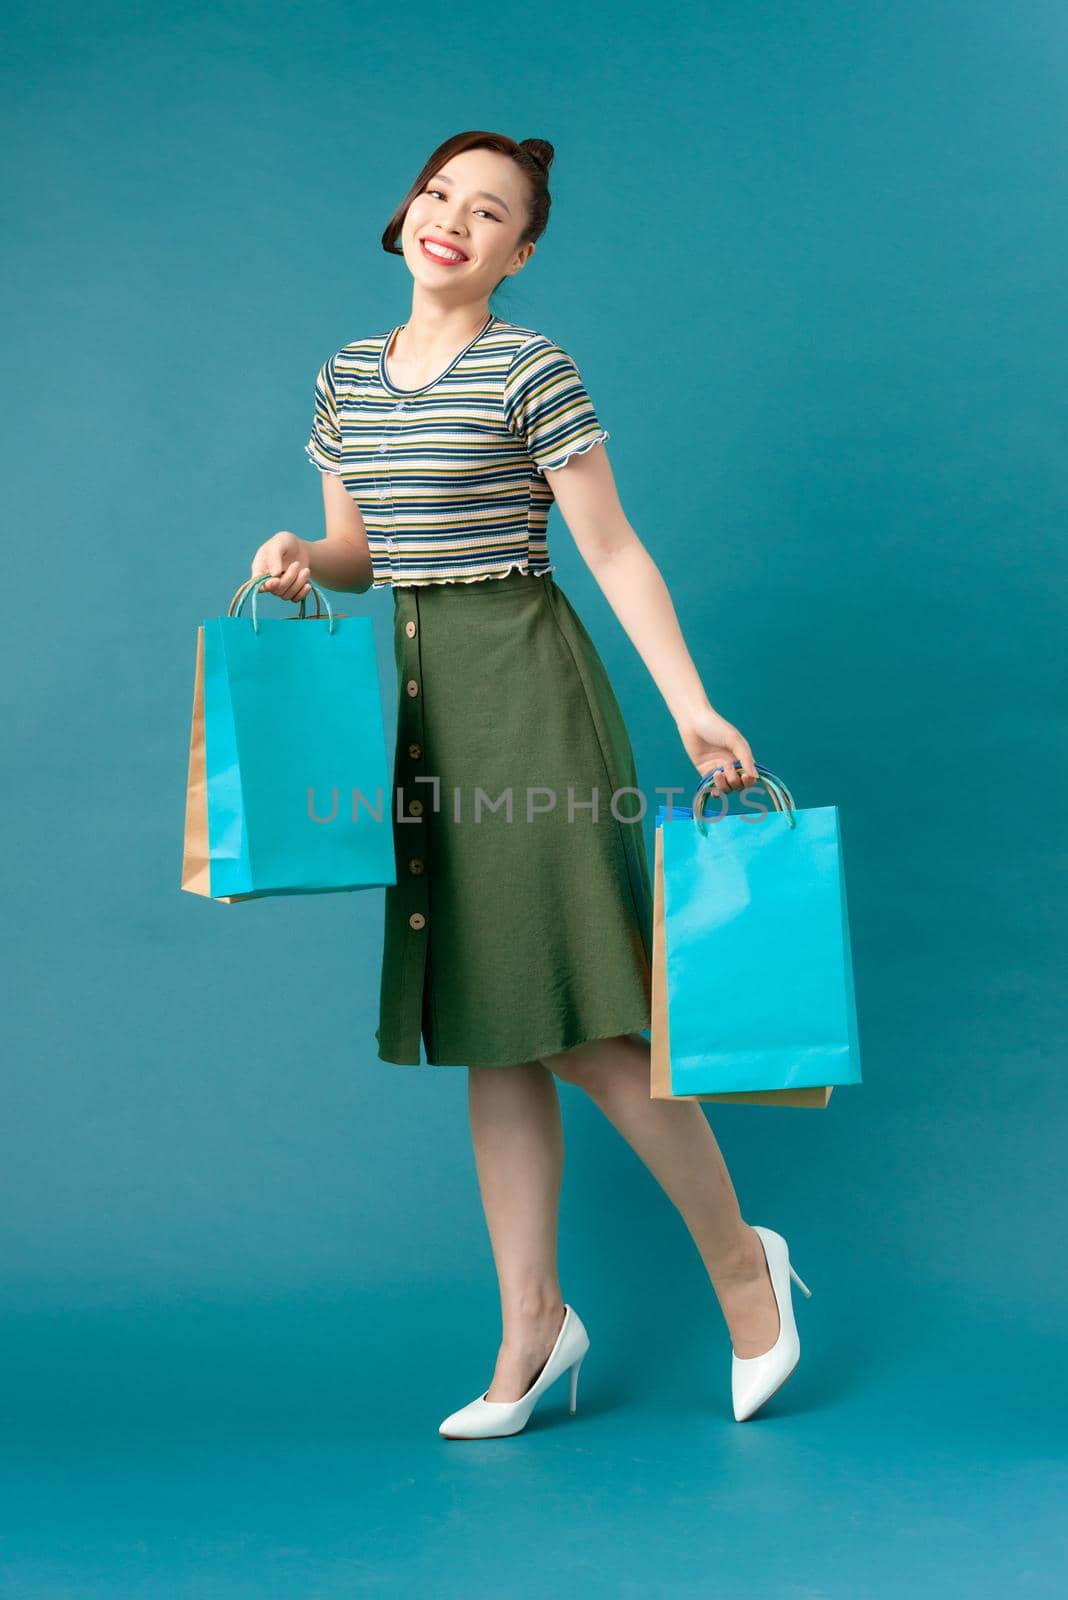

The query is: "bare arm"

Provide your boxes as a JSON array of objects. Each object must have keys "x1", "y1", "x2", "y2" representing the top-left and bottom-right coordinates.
[
  {"x1": 253, "y1": 472, "x2": 374, "y2": 598},
  {"x1": 542, "y1": 443, "x2": 758, "y2": 794}
]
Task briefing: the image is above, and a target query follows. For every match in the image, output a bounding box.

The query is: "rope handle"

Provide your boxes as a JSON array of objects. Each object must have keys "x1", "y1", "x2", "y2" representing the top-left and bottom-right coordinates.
[
  {"x1": 227, "y1": 575, "x2": 325, "y2": 619},
  {"x1": 691, "y1": 761, "x2": 797, "y2": 832},
  {"x1": 226, "y1": 574, "x2": 336, "y2": 634}
]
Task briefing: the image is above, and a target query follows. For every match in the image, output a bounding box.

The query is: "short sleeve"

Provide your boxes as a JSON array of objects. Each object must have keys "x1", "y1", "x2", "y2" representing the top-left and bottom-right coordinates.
[
  {"x1": 503, "y1": 336, "x2": 610, "y2": 474},
  {"x1": 304, "y1": 353, "x2": 344, "y2": 474}
]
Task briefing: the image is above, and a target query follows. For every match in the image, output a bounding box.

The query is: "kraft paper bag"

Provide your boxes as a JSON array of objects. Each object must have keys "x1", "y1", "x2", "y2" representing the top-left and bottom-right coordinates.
[{"x1": 181, "y1": 623, "x2": 230, "y2": 899}]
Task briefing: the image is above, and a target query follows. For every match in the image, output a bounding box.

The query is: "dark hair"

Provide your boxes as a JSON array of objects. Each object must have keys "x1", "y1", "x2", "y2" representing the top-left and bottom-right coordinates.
[{"x1": 380, "y1": 130, "x2": 554, "y2": 261}]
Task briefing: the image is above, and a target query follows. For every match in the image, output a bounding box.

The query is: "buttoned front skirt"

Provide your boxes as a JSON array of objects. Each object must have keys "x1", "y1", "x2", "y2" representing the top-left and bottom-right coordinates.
[{"x1": 374, "y1": 568, "x2": 654, "y2": 1069}]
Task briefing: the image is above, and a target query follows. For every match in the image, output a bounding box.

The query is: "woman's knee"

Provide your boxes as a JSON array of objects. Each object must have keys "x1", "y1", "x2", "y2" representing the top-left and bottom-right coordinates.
[{"x1": 539, "y1": 1036, "x2": 624, "y2": 1085}]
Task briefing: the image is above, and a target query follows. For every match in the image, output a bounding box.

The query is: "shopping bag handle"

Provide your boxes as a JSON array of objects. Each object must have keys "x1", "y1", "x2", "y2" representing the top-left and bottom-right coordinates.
[
  {"x1": 227, "y1": 574, "x2": 337, "y2": 635},
  {"x1": 691, "y1": 761, "x2": 797, "y2": 833},
  {"x1": 227, "y1": 576, "x2": 324, "y2": 622}
]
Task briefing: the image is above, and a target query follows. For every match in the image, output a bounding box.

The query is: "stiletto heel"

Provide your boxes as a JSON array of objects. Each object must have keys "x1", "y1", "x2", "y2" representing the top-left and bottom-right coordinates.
[
  {"x1": 568, "y1": 1352, "x2": 585, "y2": 1414},
  {"x1": 730, "y1": 1225, "x2": 813, "y2": 1422},
  {"x1": 438, "y1": 1305, "x2": 591, "y2": 1439},
  {"x1": 789, "y1": 1262, "x2": 813, "y2": 1298}
]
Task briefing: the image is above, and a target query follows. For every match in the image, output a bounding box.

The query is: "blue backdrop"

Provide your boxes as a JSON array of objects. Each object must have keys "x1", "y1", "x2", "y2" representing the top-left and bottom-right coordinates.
[{"x1": 3, "y1": 0, "x2": 1064, "y2": 1594}]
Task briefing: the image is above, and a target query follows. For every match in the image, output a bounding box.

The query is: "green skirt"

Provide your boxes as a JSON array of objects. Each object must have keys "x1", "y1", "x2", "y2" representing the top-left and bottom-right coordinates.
[{"x1": 375, "y1": 568, "x2": 653, "y2": 1068}]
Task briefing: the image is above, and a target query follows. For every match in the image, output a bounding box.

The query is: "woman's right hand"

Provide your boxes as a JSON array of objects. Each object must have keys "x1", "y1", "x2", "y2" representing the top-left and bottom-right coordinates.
[{"x1": 250, "y1": 531, "x2": 311, "y2": 601}]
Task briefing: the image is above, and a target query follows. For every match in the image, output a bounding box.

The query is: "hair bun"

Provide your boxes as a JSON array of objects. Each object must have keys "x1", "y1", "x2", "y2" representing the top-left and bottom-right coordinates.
[{"x1": 520, "y1": 138, "x2": 555, "y2": 173}]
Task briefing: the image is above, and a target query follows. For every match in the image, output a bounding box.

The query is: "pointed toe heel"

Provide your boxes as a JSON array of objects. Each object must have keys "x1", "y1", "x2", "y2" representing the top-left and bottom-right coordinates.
[
  {"x1": 438, "y1": 1305, "x2": 591, "y2": 1440},
  {"x1": 730, "y1": 1225, "x2": 813, "y2": 1423}
]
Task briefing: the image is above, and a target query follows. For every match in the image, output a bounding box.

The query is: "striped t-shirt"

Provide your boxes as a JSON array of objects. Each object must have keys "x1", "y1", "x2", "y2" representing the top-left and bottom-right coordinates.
[{"x1": 304, "y1": 313, "x2": 610, "y2": 587}]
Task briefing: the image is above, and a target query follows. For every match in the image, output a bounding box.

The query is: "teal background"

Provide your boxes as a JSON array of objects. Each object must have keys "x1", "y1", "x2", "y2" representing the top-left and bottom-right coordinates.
[{"x1": 4, "y1": 0, "x2": 1065, "y2": 1594}]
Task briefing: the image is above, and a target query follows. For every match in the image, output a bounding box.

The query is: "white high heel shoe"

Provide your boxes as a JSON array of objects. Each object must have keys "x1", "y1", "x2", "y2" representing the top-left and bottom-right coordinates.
[
  {"x1": 438, "y1": 1305, "x2": 590, "y2": 1439},
  {"x1": 730, "y1": 1224, "x2": 813, "y2": 1422}
]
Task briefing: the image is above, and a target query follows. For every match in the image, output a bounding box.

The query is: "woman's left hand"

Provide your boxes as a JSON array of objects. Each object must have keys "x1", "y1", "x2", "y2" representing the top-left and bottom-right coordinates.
[{"x1": 677, "y1": 706, "x2": 759, "y2": 793}]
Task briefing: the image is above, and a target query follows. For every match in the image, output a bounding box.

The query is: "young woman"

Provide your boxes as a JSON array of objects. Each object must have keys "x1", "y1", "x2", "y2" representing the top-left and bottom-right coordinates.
[{"x1": 251, "y1": 131, "x2": 811, "y2": 1436}]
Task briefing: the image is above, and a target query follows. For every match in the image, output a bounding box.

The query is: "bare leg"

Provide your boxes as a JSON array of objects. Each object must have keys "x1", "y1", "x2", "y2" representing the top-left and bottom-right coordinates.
[
  {"x1": 465, "y1": 1060, "x2": 568, "y2": 1401},
  {"x1": 540, "y1": 1034, "x2": 780, "y2": 1358}
]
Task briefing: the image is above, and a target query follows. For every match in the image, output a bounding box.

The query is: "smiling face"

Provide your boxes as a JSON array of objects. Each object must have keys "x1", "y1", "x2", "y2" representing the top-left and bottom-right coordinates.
[{"x1": 400, "y1": 147, "x2": 536, "y2": 299}]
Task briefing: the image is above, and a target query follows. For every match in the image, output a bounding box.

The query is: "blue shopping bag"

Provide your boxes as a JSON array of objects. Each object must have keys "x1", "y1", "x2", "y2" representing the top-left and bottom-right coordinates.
[
  {"x1": 181, "y1": 575, "x2": 396, "y2": 902},
  {"x1": 650, "y1": 764, "x2": 862, "y2": 1105}
]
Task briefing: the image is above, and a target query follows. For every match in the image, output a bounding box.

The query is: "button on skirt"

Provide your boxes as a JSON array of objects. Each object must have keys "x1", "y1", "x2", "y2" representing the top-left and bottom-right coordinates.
[{"x1": 375, "y1": 568, "x2": 653, "y2": 1068}]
